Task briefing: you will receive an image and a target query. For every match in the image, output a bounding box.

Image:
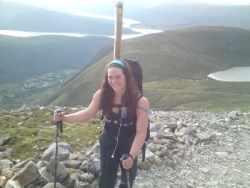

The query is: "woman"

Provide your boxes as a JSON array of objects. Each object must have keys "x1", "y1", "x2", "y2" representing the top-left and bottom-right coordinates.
[{"x1": 54, "y1": 59, "x2": 150, "y2": 188}]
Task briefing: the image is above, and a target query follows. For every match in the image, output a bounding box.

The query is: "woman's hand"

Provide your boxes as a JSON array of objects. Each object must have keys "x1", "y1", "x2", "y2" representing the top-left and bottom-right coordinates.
[
  {"x1": 121, "y1": 154, "x2": 134, "y2": 169},
  {"x1": 54, "y1": 110, "x2": 65, "y2": 122}
]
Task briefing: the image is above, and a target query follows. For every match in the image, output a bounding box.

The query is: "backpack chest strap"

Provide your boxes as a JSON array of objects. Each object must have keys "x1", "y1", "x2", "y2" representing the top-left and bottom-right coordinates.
[{"x1": 103, "y1": 116, "x2": 134, "y2": 127}]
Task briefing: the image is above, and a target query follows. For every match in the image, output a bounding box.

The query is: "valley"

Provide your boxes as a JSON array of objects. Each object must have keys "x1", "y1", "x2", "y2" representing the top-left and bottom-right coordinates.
[{"x1": 0, "y1": 70, "x2": 77, "y2": 110}]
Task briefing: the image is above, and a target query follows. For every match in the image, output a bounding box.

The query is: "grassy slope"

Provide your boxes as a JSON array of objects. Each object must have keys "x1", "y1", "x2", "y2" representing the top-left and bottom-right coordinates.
[
  {"x1": 144, "y1": 80, "x2": 250, "y2": 111},
  {"x1": 122, "y1": 26, "x2": 250, "y2": 81},
  {"x1": 45, "y1": 26, "x2": 250, "y2": 112},
  {"x1": 0, "y1": 108, "x2": 102, "y2": 160},
  {"x1": 44, "y1": 55, "x2": 110, "y2": 107}
]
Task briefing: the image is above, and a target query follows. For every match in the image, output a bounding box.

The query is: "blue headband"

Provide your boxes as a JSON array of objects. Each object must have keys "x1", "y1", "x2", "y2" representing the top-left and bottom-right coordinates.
[{"x1": 108, "y1": 60, "x2": 126, "y2": 68}]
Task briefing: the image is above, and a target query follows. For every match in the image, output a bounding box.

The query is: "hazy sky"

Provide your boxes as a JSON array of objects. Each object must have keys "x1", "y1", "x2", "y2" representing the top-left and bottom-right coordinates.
[{"x1": 4, "y1": 0, "x2": 250, "y2": 11}]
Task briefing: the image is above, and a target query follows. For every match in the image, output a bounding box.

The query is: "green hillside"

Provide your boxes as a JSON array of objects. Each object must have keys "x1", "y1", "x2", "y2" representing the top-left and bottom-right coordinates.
[
  {"x1": 0, "y1": 35, "x2": 112, "y2": 83},
  {"x1": 44, "y1": 26, "x2": 250, "y2": 111},
  {"x1": 0, "y1": 35, "x2": 113, "y2": 110}
]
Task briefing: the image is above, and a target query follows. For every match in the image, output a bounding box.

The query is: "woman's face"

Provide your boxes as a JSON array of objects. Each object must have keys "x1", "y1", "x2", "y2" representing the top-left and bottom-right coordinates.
[{"x1": 107, "y1": 66, "x2": 126, "y2": 93}]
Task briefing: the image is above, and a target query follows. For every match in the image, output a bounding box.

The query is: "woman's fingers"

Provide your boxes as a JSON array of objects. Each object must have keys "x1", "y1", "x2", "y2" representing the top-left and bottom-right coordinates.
[
  {"x1": 54, "y1": 111, "x2": 64, "y2": 122},
  {"x1": 121, "y1": 156, "x2": 133, "y2": 169}
]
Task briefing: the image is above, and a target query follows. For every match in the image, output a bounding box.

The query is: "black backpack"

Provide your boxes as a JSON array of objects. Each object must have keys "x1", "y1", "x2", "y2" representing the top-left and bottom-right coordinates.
[{"x1": 124, "y1": 59, "x2": 150, "y2": 162}]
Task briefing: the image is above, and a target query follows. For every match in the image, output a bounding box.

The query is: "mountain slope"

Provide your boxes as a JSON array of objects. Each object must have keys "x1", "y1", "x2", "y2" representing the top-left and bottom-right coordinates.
[
  {"x1": 0, "y1": 35, "x2": 113, "y2": 83},
  {"x1": 122, "y1": 26, "x2": 250, "y2": 81},
  {"x1": 0, "y1": 2, "x2": 134, "y2": 35},
  {"x1": 44, "y1": 26, "x2": 250, "y2": 110},
  {"x1": 133, "y1": 5, "x2": 250, "y2": 30}
]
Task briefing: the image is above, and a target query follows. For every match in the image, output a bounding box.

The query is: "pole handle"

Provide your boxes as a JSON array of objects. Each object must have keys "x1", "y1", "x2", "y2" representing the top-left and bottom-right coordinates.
[
  {"x1": 121, "y1": 153, "x2": 129, "y2": 160},
  {"x1": 55, "y1": 109, "x2": 63, "y2": 133}
]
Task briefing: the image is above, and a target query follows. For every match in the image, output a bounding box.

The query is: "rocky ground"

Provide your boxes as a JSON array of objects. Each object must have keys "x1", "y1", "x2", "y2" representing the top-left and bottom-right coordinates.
[
  {"x1": 1, "y1": 109, "x2": 250, "y2": 188},
  {"x1": 134, "y1": 110, "x2": 250, "y2": 188}
]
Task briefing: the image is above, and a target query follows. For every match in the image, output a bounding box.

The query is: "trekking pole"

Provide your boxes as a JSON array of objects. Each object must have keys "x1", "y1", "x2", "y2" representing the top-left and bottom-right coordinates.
[
  {"x1": 114, "y1": 0, "x2": 123, "y2": 60},
  {"x1": 54, "y1": 109, "x2": 63, "y2": 188},
  {"x1": 121, "y1": 154, "x2": 131, "y2": 188}
]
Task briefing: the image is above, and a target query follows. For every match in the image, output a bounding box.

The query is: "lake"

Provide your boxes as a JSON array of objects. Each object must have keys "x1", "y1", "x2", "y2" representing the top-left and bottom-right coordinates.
[
  {"x1": 208, "y1": 67, "x2": 250, "y2": 82},
  {"x1": 0, "y1": 13, "x2": 162, "y2": 39}
]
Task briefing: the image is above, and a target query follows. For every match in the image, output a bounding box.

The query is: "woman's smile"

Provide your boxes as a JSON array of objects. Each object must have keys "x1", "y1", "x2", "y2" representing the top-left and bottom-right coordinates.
[{"x1": 108, "y1": 67, "x2": 126, "y2": 92}]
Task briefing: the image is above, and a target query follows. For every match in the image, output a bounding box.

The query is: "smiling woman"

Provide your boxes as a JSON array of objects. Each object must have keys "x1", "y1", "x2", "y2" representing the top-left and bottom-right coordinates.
[{"x1": 53, "y1": 59, "x2": 150, "y2": 188}]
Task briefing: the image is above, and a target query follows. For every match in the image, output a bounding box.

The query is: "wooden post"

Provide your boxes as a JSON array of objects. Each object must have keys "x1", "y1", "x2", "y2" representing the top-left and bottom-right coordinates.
[{"x1": 114, "y1": 1, "x2": 123, "y2": 60}]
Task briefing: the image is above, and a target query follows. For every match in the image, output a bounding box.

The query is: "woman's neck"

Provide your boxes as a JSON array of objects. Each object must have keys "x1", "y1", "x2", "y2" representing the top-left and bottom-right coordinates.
[{"x1": 114, "y1": 91, "x2": 125, "y2": 104}]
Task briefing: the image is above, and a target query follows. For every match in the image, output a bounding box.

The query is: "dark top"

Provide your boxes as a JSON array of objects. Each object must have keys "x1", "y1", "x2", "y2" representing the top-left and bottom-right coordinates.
[{"x1": 101, "y1": 109, "x2": 136, "y2": 159}]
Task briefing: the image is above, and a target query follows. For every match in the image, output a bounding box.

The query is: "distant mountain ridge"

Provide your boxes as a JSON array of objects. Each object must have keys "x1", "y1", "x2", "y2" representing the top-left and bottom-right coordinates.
[
  {"x1": 134, "y1": 4, "x2": 250, "y2": 30},
  {"x1": 44, "y1": 26, "x2": 250, "y2": 111},
  {"x1": 1, "y1": 2, "x2": 250, "y2": 34},
  {"x1": 0, "y1": 2, "x2": 134, "y2": 35}
]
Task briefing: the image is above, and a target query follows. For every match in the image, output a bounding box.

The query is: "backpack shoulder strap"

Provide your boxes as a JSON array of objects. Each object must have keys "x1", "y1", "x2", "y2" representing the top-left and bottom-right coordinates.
[{"x1": 135, "y1": 93, "x2": 150, "y2": 162}]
